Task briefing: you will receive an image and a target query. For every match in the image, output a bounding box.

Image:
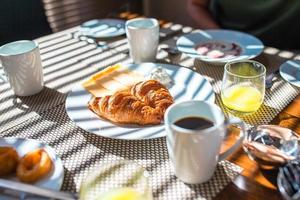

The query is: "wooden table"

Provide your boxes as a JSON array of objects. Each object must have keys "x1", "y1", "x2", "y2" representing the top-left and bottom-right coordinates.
[{"x1": 217, "y1": 94, "x2": 300, "y2": 200}]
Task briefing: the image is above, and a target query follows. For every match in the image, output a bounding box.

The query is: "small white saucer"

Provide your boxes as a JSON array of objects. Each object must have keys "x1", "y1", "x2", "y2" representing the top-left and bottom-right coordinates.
[{"x1": 80, "y1": 19, "x2": 125, "y2": 39}]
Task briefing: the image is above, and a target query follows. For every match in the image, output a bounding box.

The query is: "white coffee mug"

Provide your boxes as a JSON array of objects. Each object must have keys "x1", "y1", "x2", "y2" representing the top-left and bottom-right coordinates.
[
  {"x1": 126, "y1": 18, "x2": 159, "y2": 63},
  {"x1": 0, "y1": 40, "x2": 44, "y2": 96},
  {"x1": 164, "y1": 100, "x2": 245, "y2": 184}
]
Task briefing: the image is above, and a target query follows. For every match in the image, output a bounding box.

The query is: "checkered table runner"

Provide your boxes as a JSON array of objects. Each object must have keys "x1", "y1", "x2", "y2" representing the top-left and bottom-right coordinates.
[{"x1": 0, "y1": 104, "x2": 242, "y2": 199}]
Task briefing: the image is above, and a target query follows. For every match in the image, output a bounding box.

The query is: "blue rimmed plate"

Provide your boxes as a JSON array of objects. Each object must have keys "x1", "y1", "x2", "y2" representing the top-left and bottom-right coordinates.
[
  {"x1": 176, "y1": 30, "x2": 264, "y2": 65},
  {"x1": 80, "y1": 19, "x2": 125, "y2": 38},
  {"x1": 280, "y1": 60, "x2": 300, "y2": 87},
  {"x1": 0, "y1": 138, "x2": 64, "y2": 199},
  {"x1": 66, "y1": 63, "x2": 215, "y2": 140}
]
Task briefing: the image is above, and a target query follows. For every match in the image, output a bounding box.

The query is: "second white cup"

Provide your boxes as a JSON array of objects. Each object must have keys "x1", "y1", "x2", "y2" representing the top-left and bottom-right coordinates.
[{"x1": 126, "y1": 18, "x2": 159, "y2": 63}]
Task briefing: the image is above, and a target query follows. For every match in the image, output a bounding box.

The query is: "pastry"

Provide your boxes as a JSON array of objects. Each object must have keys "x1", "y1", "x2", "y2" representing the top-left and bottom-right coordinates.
[
  {"x1": 88, "y1": 79, "x2": 174, "y2": 125},
  {"x1": 0, "y1": 146, "x2": 19, "y2": 176},
  {"x1": 17, "y1": 148, "x2": 53, "y2": 183}
]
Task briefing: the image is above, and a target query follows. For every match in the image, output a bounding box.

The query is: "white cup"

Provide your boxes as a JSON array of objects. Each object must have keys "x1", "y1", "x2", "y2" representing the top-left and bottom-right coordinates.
[
  {"x1": 164, "y1": 100, "x2": 245, "y2": 184},
  {"x1": 0, "y1": 40, "x2": 44, "y2": 96},
  {"x1": 126, "y1": 18, "x2": 159, "y2": 63}
]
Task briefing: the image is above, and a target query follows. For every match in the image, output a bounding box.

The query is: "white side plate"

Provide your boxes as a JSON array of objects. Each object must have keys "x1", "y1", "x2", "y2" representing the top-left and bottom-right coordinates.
[
  {"x1": 0, "y1": 138, "x2": 64, "y2": 199},
  {"x1": 80, "y1": 19, "x2": 125, "y2": 38}
]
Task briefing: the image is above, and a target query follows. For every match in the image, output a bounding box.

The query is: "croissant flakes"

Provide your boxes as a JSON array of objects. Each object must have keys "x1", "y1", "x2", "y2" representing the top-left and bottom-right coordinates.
[{"x1": 88, "y1": 80, "x2": 174, "y2": 125}]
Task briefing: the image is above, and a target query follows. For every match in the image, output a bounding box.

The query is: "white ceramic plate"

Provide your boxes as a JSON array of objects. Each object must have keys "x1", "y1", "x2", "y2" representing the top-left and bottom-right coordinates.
[
  {"x1": 176, "y1": 30, "x2": 264, "y2": 65},
  {"x1": 66, "y1": 63, "x2": 215, "y2": 140},
  {"x1": 0, "y1": 138, "x2": 64, "y2": 199},
  {"x1": 80, "y1": 19, "x2": 125, "y2": 38},
  {"x1": 280, "y1": 60, "x2": 300, "y2": 87}
]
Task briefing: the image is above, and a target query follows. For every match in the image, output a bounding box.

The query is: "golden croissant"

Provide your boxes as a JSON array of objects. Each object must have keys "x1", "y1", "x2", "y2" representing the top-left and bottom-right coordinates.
[{"x1": 88, "y1": 80, "x2": 174, "y2": 125}]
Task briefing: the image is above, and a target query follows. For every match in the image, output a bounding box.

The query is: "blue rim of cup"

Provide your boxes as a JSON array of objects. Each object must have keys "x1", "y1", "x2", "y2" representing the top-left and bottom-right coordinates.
[
  {"x1": 0, "y1": 40, "x2": 38, "y2": 57},
  {"x1": 126, "y1": 18, "x2": 159, "y2": 30}
]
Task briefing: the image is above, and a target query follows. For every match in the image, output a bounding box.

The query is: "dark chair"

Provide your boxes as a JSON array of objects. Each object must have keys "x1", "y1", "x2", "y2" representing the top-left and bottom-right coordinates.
[
  {"x1": 0, "y1": 0, "x2": 52, "y2": 46},
  {"x1": 42, "y1": 0, "x2": 142, "y2": 32},
  {"x1": 0, "y1": 0, "x2": 142, "y2": 46}
]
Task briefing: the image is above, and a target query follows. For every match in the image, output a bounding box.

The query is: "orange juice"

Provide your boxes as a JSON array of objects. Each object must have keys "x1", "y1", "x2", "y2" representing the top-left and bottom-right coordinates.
[
  {"x1": 99, "y1": 187, "x2": 150, "y2": 200},
  {"x1": 221, "y1": 85, "x2": 263, "y2": 112}
]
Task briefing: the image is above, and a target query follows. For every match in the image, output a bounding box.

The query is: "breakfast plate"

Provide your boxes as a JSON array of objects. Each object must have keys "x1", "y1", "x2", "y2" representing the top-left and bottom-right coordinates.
[
  {"x1": 280, "y1": 60, "x2": 300, "y2": 87},
  {"x1": 176, "y1": 30, "x2": 264, "y2": 65},
  {"x1": 0, "y1": 138, "x2": 64, "y2": 199},
  {"x1": 66, "y1": 63, "x2": 215, "y2": 140},
  {"x1": 80, "y1": 19, "x2": 125, "y2": 39}
]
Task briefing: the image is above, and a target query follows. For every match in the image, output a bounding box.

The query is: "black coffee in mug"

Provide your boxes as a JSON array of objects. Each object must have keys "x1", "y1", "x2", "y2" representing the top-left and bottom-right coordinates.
[
  {"x1": 165, "y1": 101, "x2": 245, "y2": 184},
  {"x1": 174, "y1": 117, "x2": 214, "y2": 130}
]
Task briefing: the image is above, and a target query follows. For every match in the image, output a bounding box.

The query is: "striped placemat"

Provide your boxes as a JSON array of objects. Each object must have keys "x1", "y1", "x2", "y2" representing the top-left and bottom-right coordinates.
[
  {"x1": 160, "y1": 33, "x2": 300, "y2": 127},
  {"x1": 1, "y1": 21, "x2": 299, "y2": 199},
  {"x1": 0, "y1": 104, "x2": 242, "y2": 200},
  {"x1": 0, "y1": 24, "x2": 184, "y2": 133}
]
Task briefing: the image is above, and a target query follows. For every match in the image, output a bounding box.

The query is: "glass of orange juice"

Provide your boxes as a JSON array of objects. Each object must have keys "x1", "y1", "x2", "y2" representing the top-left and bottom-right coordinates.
[
  {"x1": 80, "y1": 160, "x2": 152, "y2": 200},
  {"x1": 221, "y1": 60, "x2": 266, "y2": 114}
]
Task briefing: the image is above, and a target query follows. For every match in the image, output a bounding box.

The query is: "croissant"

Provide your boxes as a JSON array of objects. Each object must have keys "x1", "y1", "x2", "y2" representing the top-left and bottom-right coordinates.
[{"x1": 88, "y1": 80, "x2": 174, "y2": 125}]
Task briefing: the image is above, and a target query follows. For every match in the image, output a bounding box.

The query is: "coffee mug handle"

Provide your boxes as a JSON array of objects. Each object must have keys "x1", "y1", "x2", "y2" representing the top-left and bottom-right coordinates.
[{"x1": 218, "y1": 117, "x2": 246, "y2": 161}]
